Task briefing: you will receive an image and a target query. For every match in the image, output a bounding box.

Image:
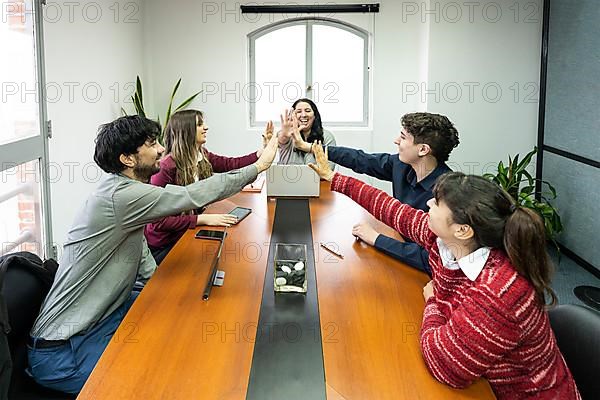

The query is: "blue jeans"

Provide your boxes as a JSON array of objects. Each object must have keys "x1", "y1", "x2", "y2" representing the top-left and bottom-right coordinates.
[{"x1": 27, "y1": 291, "x2": 139, "y2": 394}]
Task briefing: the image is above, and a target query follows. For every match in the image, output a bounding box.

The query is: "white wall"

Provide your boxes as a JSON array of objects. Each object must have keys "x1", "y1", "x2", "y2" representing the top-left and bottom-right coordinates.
[
  {"x1": 44, "y1": 0, "x2": 145, "y2": 248},
  {"x1": 142, "y1": 0, "x2": 542, "y2": 186},
  {"x1": 141, "y1": 0, "x2": 433, "y2": 191},
  {"x1": 44, "y1": 0, "x2": 542, "y2": 247},
  {"x1": 426, "y1": 0, "x2": 542, "y2": 175}
]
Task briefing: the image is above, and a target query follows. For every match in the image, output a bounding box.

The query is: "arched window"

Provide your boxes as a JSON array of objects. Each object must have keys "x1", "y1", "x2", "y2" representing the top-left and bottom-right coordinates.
[{"x1": 248, "y1": 18, "x2": 369, "y2": 127}]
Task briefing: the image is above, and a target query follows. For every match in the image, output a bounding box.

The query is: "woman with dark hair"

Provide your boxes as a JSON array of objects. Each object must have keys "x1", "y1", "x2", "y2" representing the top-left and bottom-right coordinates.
[
  {"x1": 144, "y1": 109, "x2": 273, "y2": 264},
  {"x1": 308, "y1": 144, "x2": 581, "y2": 400},
  {"x1": 278, "y1": 98, "x2": 336, "y2": 169}
]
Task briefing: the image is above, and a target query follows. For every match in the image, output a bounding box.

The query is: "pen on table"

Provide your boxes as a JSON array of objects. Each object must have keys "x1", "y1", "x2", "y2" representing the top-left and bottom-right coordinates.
[{"x1": 320, "y1": 242, "x2": 344, "y2": 259}]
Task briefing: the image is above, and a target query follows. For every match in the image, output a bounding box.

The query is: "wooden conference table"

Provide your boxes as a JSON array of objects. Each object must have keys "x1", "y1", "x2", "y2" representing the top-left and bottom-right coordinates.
[{"x1": 78, "y1": 181, "x2": 494, "y2": 400}]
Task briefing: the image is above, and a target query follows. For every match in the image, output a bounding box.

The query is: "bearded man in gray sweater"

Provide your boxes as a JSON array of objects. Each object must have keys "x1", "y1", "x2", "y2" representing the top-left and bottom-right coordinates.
[{"x1": 27, "y1": 115, "x2": 278, "y2": 393}]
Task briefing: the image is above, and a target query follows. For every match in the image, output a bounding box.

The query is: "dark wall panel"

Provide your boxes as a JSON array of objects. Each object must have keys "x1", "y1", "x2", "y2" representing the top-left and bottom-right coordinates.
[
  {"x1": 544, "y1": 1, "x2": 600, "y2": 161},
  {"x1": 542, "y1": 151, "x2": 599, "y2": 270}
]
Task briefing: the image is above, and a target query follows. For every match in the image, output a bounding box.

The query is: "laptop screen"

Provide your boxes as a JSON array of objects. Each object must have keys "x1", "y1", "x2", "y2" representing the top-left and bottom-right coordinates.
[{"x1": 266, "y1": 165, "x2": 320, "y2": 197}]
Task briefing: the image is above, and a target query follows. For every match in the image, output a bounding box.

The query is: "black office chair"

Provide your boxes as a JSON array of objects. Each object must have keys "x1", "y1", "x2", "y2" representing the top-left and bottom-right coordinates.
[
  {"x1": 0, "y1": 252, "x2": 75, "y2": 400},
  {"x1": 548, "y1": 304, "x2": 600, "y2": 400}
]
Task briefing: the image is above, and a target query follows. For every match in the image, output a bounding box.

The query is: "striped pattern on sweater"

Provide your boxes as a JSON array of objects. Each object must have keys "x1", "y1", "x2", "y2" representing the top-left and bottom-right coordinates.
[{"x1": 331, "y1": 173, "x2": 580, "y2": 400}]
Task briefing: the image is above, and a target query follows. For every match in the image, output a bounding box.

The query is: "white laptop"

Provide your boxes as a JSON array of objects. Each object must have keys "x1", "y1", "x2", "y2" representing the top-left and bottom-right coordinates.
[{"x1": 266, "y1": 164, "x2": 320, "y2": 197}]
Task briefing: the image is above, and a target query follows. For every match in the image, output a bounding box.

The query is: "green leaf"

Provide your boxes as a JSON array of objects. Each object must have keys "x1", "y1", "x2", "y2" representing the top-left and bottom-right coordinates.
[
  {"x1": 522, "y1": 169, "x2": 534, "y2": 186},
  {"x1": 520, "y1": 197, "x2": 535, "y2": 208},
  {"x1": 512, "y1": 154, "x2": 519, "y2": 173},
  {"x1": 517, "y1": 148, "x2": 536, "y2": 172},
  {"x1": 136, "y1": 76, "x2": 143, "y2": 107},
  {"x1": 133, "y1": 93, "x2": 146, "y2": 118},
  {"x1": 521, "y1": 185, "x2": 534, "y2": 195},
  {"x1": 519, "y1": 190, "x2": 534, "y2": 202},
  {"x1": 498, "y1": 161, "x2": 506, "y2": 176},
  {"x1": 507, "y1": 157, "x2": 516, "y2": 186},
  {"x1": 497, "y1": 174, "x2": 508, "y2": 189},
  {"x1": 554, "y1": 213, "x2": 563, "y2": 233},
  {"x1": 540, "y1": 207, "x2": 554, "y2": 218},
  {"x1": 120, "y1": 107, "x2": 128, "y2": 116},
  {"x1": 174, "y1": 90, "x2": 202, "y2": 112},
  {"x1": 165, "y1": 78, "x2": 182, "y2": 127},
  {"x1": 540, "y1": 180, "x2": 557, "y2": 198}
]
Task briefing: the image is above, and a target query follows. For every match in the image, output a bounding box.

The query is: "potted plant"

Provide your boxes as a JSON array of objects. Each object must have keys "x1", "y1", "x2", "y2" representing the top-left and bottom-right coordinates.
[
  {"x1": 483, "y1": 147, "x2": 563, "y2": 248},
  {"x1": 122, "y1": 76, "x2": 202, "y2": 144}
]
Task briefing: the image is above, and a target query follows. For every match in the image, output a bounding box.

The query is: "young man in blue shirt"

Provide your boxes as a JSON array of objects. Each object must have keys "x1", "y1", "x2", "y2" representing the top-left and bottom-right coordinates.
[{"x1": 326, "y1": 112, "x2": 459, "y2": 275}]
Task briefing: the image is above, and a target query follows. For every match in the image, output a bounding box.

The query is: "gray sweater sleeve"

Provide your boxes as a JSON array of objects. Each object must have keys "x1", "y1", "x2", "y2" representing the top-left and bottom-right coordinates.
[
  {"x1": 137, "y1": 237, "x2": 157, "y2": 283},
  {"x1": 117, "y1": 164, "x2": 258, "y2": 230}
]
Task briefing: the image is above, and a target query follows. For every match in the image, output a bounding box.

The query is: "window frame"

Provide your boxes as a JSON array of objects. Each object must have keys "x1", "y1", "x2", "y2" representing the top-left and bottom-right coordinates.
[
  {"x1": 0, "y1": 0, "x2": 54, "y2": 259},
  {"x1": 248, "y1": 17, "x2": 370, "y2": 128}
]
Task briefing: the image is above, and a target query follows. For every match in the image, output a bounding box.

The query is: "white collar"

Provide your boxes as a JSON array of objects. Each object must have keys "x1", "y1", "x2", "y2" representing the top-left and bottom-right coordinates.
[{"x1": 436, "y1": 238, "x2": 491, "y2": 281}]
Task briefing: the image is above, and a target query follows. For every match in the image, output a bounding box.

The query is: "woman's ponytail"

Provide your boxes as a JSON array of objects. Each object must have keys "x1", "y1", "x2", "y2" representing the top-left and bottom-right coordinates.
[{"x1": 504, "y1": 207, "x2": 557, "y2": 307}]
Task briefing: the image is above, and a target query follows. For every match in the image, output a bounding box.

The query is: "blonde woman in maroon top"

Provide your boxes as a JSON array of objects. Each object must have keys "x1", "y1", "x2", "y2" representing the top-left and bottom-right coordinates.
[
  {"x1": 145, "y1": 109, "x2": 273, "y2": 264},
  {"x1": 308, "y1": 143, "x2": 580, "y2": 400}
]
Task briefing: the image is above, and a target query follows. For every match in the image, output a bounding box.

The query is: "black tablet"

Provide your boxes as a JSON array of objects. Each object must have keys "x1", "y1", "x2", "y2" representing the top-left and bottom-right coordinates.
[{"x1": 229, "y1": 206, "x2": 252, "y2": 223}]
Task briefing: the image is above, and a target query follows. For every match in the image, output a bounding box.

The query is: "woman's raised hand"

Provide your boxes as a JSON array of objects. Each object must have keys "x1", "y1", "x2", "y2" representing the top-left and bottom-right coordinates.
[
  {"x1": 278, "y1": 109, "x2": 310, "y2": 152},
  {"x1": 308, "y1": 141, "x2": 335, "y2": 181},
  {"x1": 279, "y1": 109, "x2": 297, "y2": 140},
  {"x1": 255, "y1": 129, "x2": 279, "y2": 173},
  {"x1": 262, "y1": 120, "x2": 274, "y2": 148},
  {"x1": 257, "y1": 120, "x2": 274, "y2": 157},
  {"x1": 290, "y1": 115, "x2": 311, "y2": 152}
]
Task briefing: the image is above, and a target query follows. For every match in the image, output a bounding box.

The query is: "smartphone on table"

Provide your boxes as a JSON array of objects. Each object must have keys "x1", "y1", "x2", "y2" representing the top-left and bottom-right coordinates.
[
  {"x1": 195, "y1": 229, "x2": 227, "y2": 241},
  {"x1": 228, "y1": 206, "x2": 252, "y2": 223}
]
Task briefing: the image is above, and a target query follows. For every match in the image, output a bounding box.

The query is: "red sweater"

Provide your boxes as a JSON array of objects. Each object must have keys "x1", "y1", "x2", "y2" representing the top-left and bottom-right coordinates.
[
  {"x1": 331, "y1": 173, "x2": 580, "y2": 400},
  {"x1": 144, "y1": 149, "x2": 258, "y2": 249}
]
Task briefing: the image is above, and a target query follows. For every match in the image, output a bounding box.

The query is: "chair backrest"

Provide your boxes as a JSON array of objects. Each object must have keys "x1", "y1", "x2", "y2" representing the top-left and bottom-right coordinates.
[
  {"x1": 0, "y1": 256, "x2": 11, "y2": 400},
  {"x1": 548, "y1": 304, "x2": 600, "y2": 400},
  {"x1": 0, "y1": 251, "x2": 56, "y2": 397}
]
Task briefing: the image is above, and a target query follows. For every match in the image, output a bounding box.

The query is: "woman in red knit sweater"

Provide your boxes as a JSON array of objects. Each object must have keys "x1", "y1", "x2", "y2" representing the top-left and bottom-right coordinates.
[
  {"x1": 144, "y1": 109, "x2": 273, "y2": 264},
  {"x1": 309, "y1": 143, "x2": 580, "y2": 400}
]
